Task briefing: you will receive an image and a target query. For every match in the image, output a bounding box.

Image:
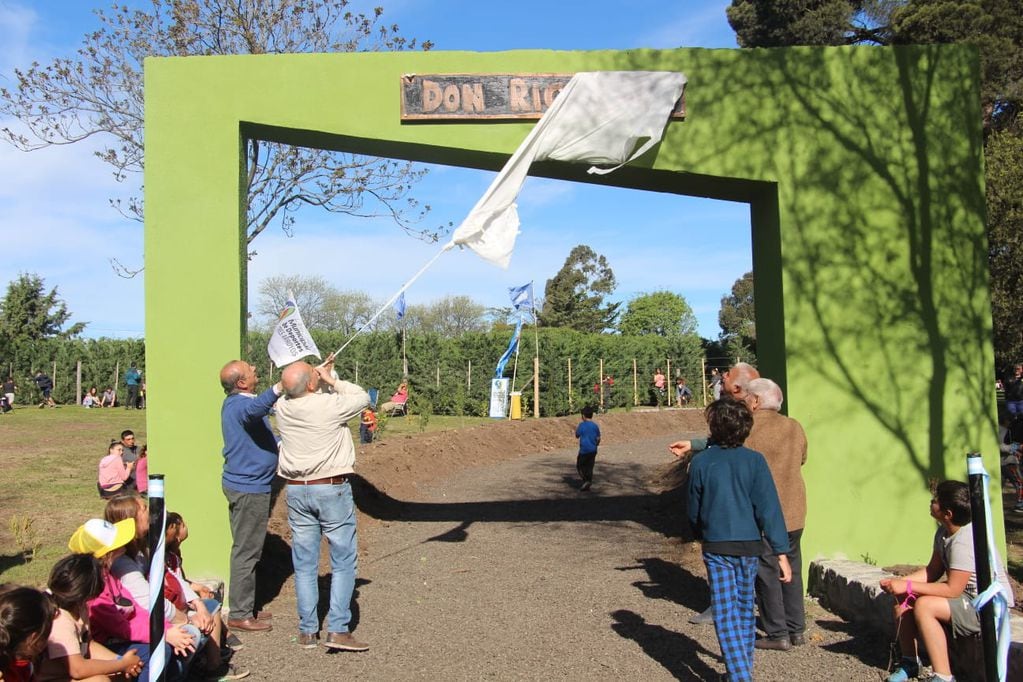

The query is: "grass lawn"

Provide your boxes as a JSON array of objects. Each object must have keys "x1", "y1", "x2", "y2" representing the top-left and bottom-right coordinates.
[{"x1": 0, "y1": 406, "x2": 491, "y2": 587}]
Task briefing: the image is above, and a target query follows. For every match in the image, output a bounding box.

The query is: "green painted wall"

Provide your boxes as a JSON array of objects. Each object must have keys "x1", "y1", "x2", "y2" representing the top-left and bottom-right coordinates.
[{"x1": 145, "y1": 46, "x2": 998, "y2": 585}]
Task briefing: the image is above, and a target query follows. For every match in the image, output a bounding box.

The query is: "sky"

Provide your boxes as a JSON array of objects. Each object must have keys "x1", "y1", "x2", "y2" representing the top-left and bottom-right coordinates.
[{"x1": 0, "y1": 0, "x2": 750, "y2": 339}]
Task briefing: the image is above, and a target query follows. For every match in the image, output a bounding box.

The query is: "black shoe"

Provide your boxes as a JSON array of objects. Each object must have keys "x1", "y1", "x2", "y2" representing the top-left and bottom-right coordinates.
[
  {"x1": 580, "y1": 481, "x2": 592, "y2": 491},
  {"x1": 754, "y1": 637, "x2": 792, "y2": 651},
  {"x1": 790, "y1": 633, "x2": 806, "y2": 646}
]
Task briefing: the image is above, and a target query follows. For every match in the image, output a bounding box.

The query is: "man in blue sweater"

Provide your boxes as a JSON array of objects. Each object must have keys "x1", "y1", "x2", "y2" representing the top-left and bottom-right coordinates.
[
  {"x1": 219, "y1": 360, "x2": 283, "y2": 633},
  {"x1": 687, "y1": 398, "x2": 791, "y2": 682}
]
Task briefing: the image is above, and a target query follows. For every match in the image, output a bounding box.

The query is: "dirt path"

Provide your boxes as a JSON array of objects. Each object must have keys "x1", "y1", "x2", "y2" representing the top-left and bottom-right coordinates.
[{"x1": 233, "y1": 430, "x2": 891, "y2": 681}]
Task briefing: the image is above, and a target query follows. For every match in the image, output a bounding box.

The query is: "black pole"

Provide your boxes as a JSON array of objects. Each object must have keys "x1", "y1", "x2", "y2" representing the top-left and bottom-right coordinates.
[
  {"x1": 966, "y1": 452, "x2": 999, "y2": 682},
  {"x1": 148, "y1": 474, "x2": 166, "y2": 682}
]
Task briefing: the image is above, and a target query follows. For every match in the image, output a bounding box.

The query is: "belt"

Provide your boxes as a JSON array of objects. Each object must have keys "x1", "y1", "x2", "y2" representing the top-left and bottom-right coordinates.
[{"x1": 284, "y1": 475, "x2": 349, "y2": 486}]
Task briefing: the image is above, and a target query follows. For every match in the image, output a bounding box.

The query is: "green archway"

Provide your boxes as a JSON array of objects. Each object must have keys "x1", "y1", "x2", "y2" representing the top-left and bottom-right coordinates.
[{"x1": 145, "y1": 46, "x2": 998, "y2": 580}]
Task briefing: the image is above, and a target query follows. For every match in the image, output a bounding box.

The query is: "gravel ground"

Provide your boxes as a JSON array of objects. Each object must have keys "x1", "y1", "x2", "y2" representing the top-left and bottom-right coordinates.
[{"x1": 225, "y1": 433, "x2": 893, "y2": 681}]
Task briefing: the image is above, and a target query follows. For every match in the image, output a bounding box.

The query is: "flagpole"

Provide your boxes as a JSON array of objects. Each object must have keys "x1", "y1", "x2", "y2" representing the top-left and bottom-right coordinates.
[
  {"x1": 532, "y1": 286, "x2": 540, "y2": 418},
  {"x1": 510, "y1": 312, "x2": 522, "y2": 393}
]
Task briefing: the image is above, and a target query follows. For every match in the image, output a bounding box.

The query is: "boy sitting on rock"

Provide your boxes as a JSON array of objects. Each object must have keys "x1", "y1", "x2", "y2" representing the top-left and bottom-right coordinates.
[{"x1": 880, "y1": 480, "x2": 1015, "y2": 682}]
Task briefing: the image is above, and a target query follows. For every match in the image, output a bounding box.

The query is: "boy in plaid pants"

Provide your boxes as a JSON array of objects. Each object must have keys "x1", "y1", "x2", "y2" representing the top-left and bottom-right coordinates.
[{"x1": 687, "y1": 398, "x2": 792, "y2": 681}]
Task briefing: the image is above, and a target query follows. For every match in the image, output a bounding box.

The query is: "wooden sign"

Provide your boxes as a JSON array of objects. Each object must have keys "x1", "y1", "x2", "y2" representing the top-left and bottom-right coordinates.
[{"x1": 400, "y1": 73, "x2": 686, "y2": 121}]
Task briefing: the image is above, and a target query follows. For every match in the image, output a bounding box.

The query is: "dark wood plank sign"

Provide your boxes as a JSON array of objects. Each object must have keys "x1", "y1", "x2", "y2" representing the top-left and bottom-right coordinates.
[{"x1": 400, "y1": 73, "x2": 686, "y2": 121}]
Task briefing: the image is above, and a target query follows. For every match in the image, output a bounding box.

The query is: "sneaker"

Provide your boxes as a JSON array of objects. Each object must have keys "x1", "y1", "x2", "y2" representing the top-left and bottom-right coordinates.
[
  {"x1": 296, "y1": 632, "x2": 318, "y2": 649},
  {"x1": 689, "y1": 606, "x2": 714, "y2": 625},
  {"x1": 224, "y1": 633, "x2": 245, "y2": 651},
  {"x1": 919, "y1": 676, "x2": 955, "y2": 682},
  {"x1": 323, "y1": 631, "x2": 369, "y2": 651},
  {"x1": 206, "y1": 663, "x2": 250, "y2": 681},
  {"x1": 580, "y1": 481, "x2": 592, "y2": 491},
  {"x1": 1013, "y1": 503, "x2": 1023, "y2": 513},
  {"x1": 886, "y1": 659, "x2": 920, "y2": 682}
]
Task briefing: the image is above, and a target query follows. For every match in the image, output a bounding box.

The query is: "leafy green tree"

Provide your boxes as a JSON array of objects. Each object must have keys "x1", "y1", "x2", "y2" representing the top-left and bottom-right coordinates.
[
  {"x1": 718, "y1": 271, "x2": 756, "y2": 358},
  {"x1": 405, "y1": 295, "x2": 488, "y2": 337},
  {"x1": 618, "y1": 291, "x2": 698, "y2": 337},
  {"x1": 987, "y1": 131, "x2": 1023, "y2": 368},
  {"x1": 539, "y1": 245, "x2": 620, "y2": 333},
  {"x1": 727, "y1": 0, "x2": 896, "y2": 47},
  {"x1": 0, "y1": 274, "x2": 86, "y2": 359},
  {"x1": 0, "y1": 0, "x2": 436, "y2": 263}
]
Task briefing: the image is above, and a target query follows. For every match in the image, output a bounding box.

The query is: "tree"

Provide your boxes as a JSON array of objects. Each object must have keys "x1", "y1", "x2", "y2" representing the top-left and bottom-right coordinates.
[
  {"x1": 987, "y1": 131, "x2": 1023, "y2": 368},
  {"x1": 404, "y1": 296, "x2": 488, "y2": 337},
  {"x1": 0, "y1": 274, "x2": 86, "y2": 358},
  {"x1": 539, "y1": 245, "x2": 620, "y2": 333},
  {"x1": 256, "y1": 274, "x2": 338, "y2": 330},
  {"x1": 718, "y1": 271, "x2": 757, "y2": 360},
  {"x1": 0, "y1": 0, "x2": 437, "y2": 268},
  {"x1": 618, "y1": 291, "x2": 698, "y2": 337},
  {"x1": 727, "y1": 0, "x2": 896, "y2": 47}
]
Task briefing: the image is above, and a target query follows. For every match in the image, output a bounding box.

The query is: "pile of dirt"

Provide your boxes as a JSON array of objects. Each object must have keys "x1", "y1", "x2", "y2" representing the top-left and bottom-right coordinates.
[{"x1": 261, "y1": 409, "x2": 706, "y2": 588}]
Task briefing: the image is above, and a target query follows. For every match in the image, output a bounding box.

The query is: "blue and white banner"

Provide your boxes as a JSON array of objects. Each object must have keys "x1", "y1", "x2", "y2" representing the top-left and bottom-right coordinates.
[
  {"x1": 494, "y1": 318, "x2": 523, "y2": 378},
  {"x1": 508, "y1": 282, "x2": 534, "y2": 312},
  {"x1": 393, "y1": 292, "x2": 406, "y2": 322}
]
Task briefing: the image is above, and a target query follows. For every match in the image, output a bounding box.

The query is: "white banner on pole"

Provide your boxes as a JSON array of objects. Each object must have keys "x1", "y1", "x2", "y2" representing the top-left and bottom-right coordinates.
[
  {"x1": 267, "y1": 292, "x2": 321, "y2": 367},
  {"x1": 489, "y1": 378, "x2": 510, "y2": 419}
]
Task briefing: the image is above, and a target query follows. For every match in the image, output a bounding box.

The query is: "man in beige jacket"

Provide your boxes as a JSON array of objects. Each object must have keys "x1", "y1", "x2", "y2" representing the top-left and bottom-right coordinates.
[
  {"x1": 275, "y1": 356, "x2": 370, "y2": 652},
  {"x1": 744, "y1": 378, "x2": 808, "y2": 651}
]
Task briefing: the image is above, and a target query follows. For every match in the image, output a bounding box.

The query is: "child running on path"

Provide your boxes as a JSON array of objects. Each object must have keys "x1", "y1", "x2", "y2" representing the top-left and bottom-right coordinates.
[
  {"x1": 687, "y1": 398, "x2": 791, "y2": 682},
  {"x1": 574, "y1": 406, "x2": 601, "y2": 491}
]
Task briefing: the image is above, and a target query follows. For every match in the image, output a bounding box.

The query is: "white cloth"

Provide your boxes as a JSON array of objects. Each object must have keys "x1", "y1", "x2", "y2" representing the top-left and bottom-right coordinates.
[
  {"x1": 448, "y1": 71, "x2": 687, "y2": 268},
  {"x1": 267, "y1": 292, "x2": 321, "y2": 366}
]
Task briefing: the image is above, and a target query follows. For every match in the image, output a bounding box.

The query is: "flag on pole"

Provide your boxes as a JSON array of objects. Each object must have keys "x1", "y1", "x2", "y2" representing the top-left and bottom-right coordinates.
[
  {"x1": 494, "y1": 318, "x2": 523, "y2": 378},
  {"x1": 393, "y1": 292, "x2": 406, "y2": 322},
  {"x1": 267, "y1": 292, "x2": 321, "y2": 366},
  {"x1": 508, "y1": 282, "x2": 534, "y2": 312}
]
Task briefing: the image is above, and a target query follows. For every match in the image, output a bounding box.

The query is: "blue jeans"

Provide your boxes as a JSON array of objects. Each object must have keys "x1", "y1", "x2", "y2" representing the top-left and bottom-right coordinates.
[{"x1": 286, "y1": 481, "x2": 358, "y2": 634}]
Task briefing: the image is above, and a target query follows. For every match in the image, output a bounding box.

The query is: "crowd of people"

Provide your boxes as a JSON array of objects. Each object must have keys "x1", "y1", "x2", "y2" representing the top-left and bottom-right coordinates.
[
  {"x1": 0, "y1": 364, "x2": 145, "y2": 412},
  {"x1": 1, "y1": 356, "x2": 1011, "y2": 682},
  {"x1": 0, "y1": 494, "x2": 248, "y2": 681}
]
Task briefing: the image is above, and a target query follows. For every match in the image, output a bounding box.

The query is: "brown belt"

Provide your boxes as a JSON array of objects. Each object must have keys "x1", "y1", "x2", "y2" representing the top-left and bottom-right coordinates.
[{"x1": 284, "y1": 475, "x2": 349, "y2": 486}]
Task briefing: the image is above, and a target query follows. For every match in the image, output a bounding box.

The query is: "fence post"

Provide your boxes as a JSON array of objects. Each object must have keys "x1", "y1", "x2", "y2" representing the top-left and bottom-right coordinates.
[
  {"x1": 436, "y1": 363, "x2": 440, "y2": 388},
  {"x1": 467, "y1": 360, "x2": 472, "y2": 390},
  {"x1": 76, "y1": 360, "x2": 82, "y2": 406},
  {"x1": 533, "y1": 356, "x2": 539, "y2": 418},
  {"x1": 355, "y1": 361, "x2": 359, "y2": 385},
  {"x1": 598, "y1": 358, "x2": 604, "y2": 411},
  {"x1": 666, "y1": 358, "x2": 672, "y2": 406},
  {"x1": 113, "y1": 361, "x2": 120, "y2": 406},
  {"x1": 632, "y1": 358, "x2": 638, "y2": 406},
  {"x1": 567, "y1": 357, "x2": 573, "y2": 411},
  {"x1": 701, "y1": 357, "x2": 708, "y2": 406}
]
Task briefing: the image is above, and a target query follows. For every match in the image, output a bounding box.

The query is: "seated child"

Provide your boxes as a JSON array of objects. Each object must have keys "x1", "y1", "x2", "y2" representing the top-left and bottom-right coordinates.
[
  {"x1": 164, "y1": 511, "x2": 246, "y2": 679},
  {"x1": 82, "y1": 388, "x2": 101, "y2": 409},
  {"x1": 880, "y1": 480, "x2": 1015, "y2": 682},
  {"x1": 686, "y1": 398, "x2": 791, "y2": 682},
  {"x1": 100, "y1": 388, "x2": 115, "y2": 408},
  {"x1": 0, "y1": 585, "x2": 56, "y2": 682},
  {"x1": 97, "y1": 442, "x2": 134, "y2": 498},
  {"x1": 135, "y1": 445, "x2": 149, "y2": 495},
  {"x1": 37, "y1": 553, "x2": 143, "y2": 682}
]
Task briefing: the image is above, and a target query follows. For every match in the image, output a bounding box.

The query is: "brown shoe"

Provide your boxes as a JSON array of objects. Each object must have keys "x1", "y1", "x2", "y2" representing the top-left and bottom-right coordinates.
[
  {"x1": 227, "y1": 618, "x2": 272, "y2": 632},
  {"x1": 255, "y1": 611, "x2": 273, "y2": 621},
  {"x1": 323, "y1": 632, "x2": 368, "y2": 651},
  {"x1": 296, "y1": 632, "x2": 318, "y2": 649}
]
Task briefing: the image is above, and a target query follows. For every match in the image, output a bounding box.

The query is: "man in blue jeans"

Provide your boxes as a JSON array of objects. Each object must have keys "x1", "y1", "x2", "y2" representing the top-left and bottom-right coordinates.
[
  {"x1": 275, "y1": 355, "x2": 370, "y2": 651},
  {"x1": 219, "y1": 360, "x2": 282, "y2": 633}
]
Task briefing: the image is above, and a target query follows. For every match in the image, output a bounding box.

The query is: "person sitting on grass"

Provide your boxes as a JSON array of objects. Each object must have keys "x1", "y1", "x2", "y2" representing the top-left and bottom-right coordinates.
[
  {"x1": 82, "y1": 387, "x2": 101, "y2": 409},
  {"x1": 97, "y1": 442, "x2": 134, "y2": 499},
  {"x1": 100, "y1": 388, "x2": 116, "y2": 408},
  {"x1": 879, "y1": 480, "x2": 1015, "y2": 682},
  {"x1": 37, "y1": 553, "x2": 144, "y2": 682}
]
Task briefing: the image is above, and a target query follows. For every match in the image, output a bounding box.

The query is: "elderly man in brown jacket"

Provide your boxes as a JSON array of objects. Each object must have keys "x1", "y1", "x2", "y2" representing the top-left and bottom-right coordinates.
[{"x1": 744, "y1": 378, "x2": 808, "y2": 651}]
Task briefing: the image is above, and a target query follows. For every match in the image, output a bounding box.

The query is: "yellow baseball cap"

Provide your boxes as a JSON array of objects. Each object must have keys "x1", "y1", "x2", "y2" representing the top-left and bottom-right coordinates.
[{"x1": 68, "y1": 518, "x2": 136, "y2": 557}]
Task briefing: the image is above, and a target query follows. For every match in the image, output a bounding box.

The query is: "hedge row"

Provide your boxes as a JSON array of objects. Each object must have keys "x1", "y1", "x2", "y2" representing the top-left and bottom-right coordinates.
[{"x1": 6, "y1": 328, "x2": 713, "y2": 416}]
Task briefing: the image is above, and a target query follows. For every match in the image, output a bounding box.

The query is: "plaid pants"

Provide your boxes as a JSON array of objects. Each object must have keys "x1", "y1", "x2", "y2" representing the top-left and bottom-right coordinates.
[{"x1": 704, "y1": 551, "x2": 759, "y2": 682}]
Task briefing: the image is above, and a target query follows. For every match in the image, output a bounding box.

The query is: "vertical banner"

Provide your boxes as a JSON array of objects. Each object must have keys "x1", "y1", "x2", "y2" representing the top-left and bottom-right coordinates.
[{"x1": 489, "y1": 378, "x2": 510, "y2": 418}]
